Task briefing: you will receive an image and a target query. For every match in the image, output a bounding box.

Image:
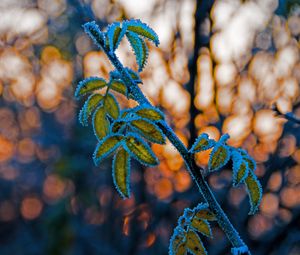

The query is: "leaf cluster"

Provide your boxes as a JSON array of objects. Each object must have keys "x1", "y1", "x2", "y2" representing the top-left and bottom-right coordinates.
[
  {"x1": 169, "y1": 203, "x2": 216, "y2": 255},
  {"x1": 190, "y1": 133, "x2": 262, "y2": 215}
]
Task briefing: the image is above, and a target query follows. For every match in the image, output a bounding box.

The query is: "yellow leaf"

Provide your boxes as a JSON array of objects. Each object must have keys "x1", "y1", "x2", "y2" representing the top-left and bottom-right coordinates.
[
  {"x1": 171, "y1": 233, "x2": 186, "y2": 255},
  {"x1": 245, "y1": 172, "x2": 262, "y2": 215},
  {"x1": 104, "y1": 93, "x2": 120, "y2": 119},
  {"x1": 191, "y1": 218, "x2": 212, "y2": 237},
  {"x1": 125, "y1": 134, "x2": 158, "y2": 166},
  {"x1": 195, "y1": 209, "x2": 216, "y2": 221},
  {"x1": 112, "y1": 147, "x2": 130, "y2": 198},
  {"x1": 79, "y1": 94, "x2": 103, "y2": 126},
  {"x1": 176, "y1": 243, "x2": 187, "y2": 255},
  {"x1": 75, "y1": 77, "x2": 106, "y2": 98},
  {"x1": 93, "y1": 134, "x2": 124, "y2": 164},
  {"x1": 134, "y1": 107, "x2": 164, "y2": 121},
  {"x1": 111, "y1": 120, "x2": 126, "y2": 133},
  {"x1": 125, "y1": 20, "x2": 159, "y2": 46},
  {"x1": 93, "y1": 106, "x2": 110, "y2": 140},
  {"x1": 190, "y1": 133, "x2": 215, "y2": 153},
  {"x1": 186, "y1": 230, "x2": 206, "y2": 255},
  {"x1": 208, "y1": 145, "x2": 230, "y2": 172},
  {"x1": 130, "y1": 119, "x2": 165, "y2": 144},
  {"x1": 110, "y1": 80, "x2": 128, "y2": 96},
  {"x1": 235, "y1": 161, "x2": 248, "y2": 185}
]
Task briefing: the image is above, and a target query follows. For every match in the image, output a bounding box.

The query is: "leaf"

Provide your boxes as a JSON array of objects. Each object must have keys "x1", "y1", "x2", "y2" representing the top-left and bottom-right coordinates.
[
  {"x1": 93, "y1": 134, "x2": 124, "y2": 165},
  {"x1": 75, "y1": 77, "x2": 106, "y2": 99},
  {"x1": 208, "y1": 144, "x2": 231, "y2": 172},
  {"x1": 176, "y1": 243, "x2": 187, "y2": 255},
  {"x1": 238, "y1": 149, "x2": 256, "y2": 171},
  {"x1": 79, "y1": 94, "x2": 104, "y2": 126},
  {"x1": 109, "y1": 79, "x2": 128, "y2": 96},
  {"x1": 112, "y1": 147, "x2": 131, "y2": 198},
  {"x1": 194, "y1": 209, "x2": 216, "y2": 221},
  {"x1": 83, "y1": 21, "x2": 106, "y2": 49},
  {"x1": 133, "y1": 106, "x2": 164, "y2": 121},
  {"x1": 191, "y1": 218, "x2": 212, "y2": 238},
  {"x1": 239, "y1": 149, "x2": 256, "y2": 172},
  {"x1": 124, "y1": 19, "x2": 160, "y2": 46},
  {"x1": 125, "y1": 133, "x2": 158, "y2": 166},
  {"x1": 170, "y1": 203, "x2": 213, "y2": 255},
  {"x1": 232, "y1": 151, "x2": 249, "y2": 186},
  {"x1": 190, "y1": 133, "x2": 215, "y2": 153},
  {"x1": 140, "y1": 39, "x2": 149, "y2": 71},
  {"x1": 186, "y1": 230, "x2": 207, "y2": 255},
  {"x1": 234, "y1": 161, "x2": 248, "y2": 186},
  {"x1": 130, "y1": 118, "x2": 165, "y2": 144},
  {"x1": 126, "y1": 31, "x2": 148, "y2": 71},
  {"x1": 106, "y1": 22, "x2": 125, "y2": 52},
  {"x1": 111, "y1": 120, "x2": 126, "y2": 133},
  {"x1": 244, "y1": 171, "x2": 262, "y2": 215},
  {"x1": 125, "y1": 68, "x2": 142, "y2": 83},
  {"x1": 121, "y1": 109, "x2": 131, "y2": 118},
  {"x1": 169, "y1": 227, "x2": 187, "y2": 255},
  {"x1": 104, "y1": 93, "x2": 120, "y2": 119},
  {"x1": 244, "y1": 156, "x2": 256, "y2": 172},
  {"x1": 92, "y1": 106, "x2": 110, "y2": 140},
  {"x1": 219, "y1": 133, "x2": 230, "y2": 143}
]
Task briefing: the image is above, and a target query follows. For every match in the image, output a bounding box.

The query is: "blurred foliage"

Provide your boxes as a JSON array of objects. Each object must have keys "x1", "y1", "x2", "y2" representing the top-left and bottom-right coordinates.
[{"x1": 0, "y1": 0, "x2": 299, "y2": 255}]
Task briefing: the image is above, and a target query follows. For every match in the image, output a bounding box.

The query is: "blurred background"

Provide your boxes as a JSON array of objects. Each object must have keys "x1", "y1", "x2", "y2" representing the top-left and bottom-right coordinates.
[{"x1": 0, "y1": 0, "x2": 300, "y2": 254}]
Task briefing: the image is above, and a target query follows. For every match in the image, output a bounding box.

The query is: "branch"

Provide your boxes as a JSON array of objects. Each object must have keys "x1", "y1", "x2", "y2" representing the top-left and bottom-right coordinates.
[
  {"x1": 84, "y1": 23, "x2": 251, "y2": 254},
  {"x1": 186, "y1": 0, "x2": 214, "y2": 147}
]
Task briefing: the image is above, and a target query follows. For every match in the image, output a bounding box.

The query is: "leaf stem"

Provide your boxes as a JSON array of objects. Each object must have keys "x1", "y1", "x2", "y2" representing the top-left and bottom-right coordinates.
[{"x1": 88, "y1": 25, "x2": 251, "y2": 255}]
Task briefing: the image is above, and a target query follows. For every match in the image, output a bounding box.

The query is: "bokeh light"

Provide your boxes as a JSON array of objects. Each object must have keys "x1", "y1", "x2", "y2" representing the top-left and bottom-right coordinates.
[{"x1": 0, "y1": 0, "x2": 299, "y2": 254}]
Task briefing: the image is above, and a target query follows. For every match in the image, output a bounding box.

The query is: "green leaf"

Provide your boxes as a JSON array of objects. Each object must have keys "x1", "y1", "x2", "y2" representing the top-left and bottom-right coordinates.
[
  {"x1": 190, "y1": 133, "x2": 215, "y2": 153},
  {"x1": 208, "y1": 144, "x2": 231, "y2": 172},
  {"x1": 112, "y1": 147, "x2": 131, "y2": 198},
  {"x1": 134, "y1": 106, "x2": 164, "y2": 121},
  {"x1": 244, "y1": 171, "x2": 262, "y2": 215},
  {"x1": 124, "y1": 19, "x2": 160, "y2": 46},
  {"x1": 92, "y1": 106, "x2": 110, "y2": 140},
  {"x1": 104, "y1": 93, "x2": 120, "y2": 119},
  {"x1": 93, "y1": 134, "x2": 124, "y2": 165},
  {"x1": 130, "y1": 118, "x2": 165, "y2": 144},
  {"x1": 125, "y1": 133, "x2": 158, "y2": 166},
  {"x1": 186, "y1": 230, "x2": 206, "y2": 255},
  {"x1": 79, "y1": 94, "x2": 103, "y2": 126},
  {"x1": 191, "y1": 218, "x2": 212, "y2": 238},
  {"x1": 75, "y1": 77, "x2": 106, "y2": 99}
]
